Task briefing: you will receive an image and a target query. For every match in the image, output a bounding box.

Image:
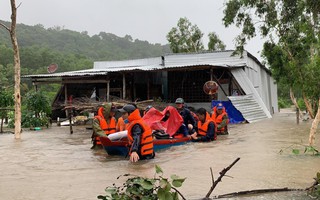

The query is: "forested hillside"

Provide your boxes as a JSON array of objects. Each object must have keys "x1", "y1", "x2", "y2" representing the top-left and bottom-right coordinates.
[
  {"x1": 0, "y1": 20, "x2": 171, "y2": 101},
  {"x1": 0, "y1": 20, "x2": 170, "y2": 74}
]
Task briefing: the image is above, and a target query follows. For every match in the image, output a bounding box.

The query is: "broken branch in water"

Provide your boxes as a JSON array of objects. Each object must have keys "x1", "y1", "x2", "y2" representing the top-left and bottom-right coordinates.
[
  {"x1": 204, "y1": 157, "x2": 240, "y2": 199},
  {"x1": 214, "y1": 188, "x2": 303, "y2": 199}
]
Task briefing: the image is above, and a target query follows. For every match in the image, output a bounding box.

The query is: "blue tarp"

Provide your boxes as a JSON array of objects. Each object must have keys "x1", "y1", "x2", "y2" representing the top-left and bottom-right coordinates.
[{"x1": 211, "y1": 100, "x2": 245, "y2": 124}]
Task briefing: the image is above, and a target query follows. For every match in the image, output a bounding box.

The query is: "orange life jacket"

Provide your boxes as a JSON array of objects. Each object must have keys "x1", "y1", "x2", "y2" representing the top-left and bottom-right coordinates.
[
  {"x1": 116, "y1": 117, "x2": 129, "y2": 132},
  {"x1": 127, "y1": 109, "x2": 154, "y2": 156},
  {"x1": 197, "y1": 112, "x2": 214, "y2": 136},
  {"x1": 211, "y1": 107, "x2": 229, "y2": 133},
  {"x1": 94, "y1": 107, "x2": 117, "y2": 145}
]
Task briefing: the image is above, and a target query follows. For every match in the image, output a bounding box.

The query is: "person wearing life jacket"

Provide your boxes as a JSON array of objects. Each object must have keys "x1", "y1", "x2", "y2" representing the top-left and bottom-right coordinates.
[
  {"x1": 143, "y1": 105, "x2": 153, "y2": 116},
  {"x1": 116, "y1": 111, "x2": 129, "y2": 132},
  {"x1": 118, "y1": 104, "x2": 154, "y2": 162},
  {"x1": 211, "y1": 103, "x2": 229, "y2": 135},
  {"x1": 92, "y1": 103, "x2": 117, "y2": 147},
  {"x1": 189, "y1": 108, "x2": 216, "y2": 141},
  {"x1": 175, "y1": 98, "x2": 196, "y2": 136}
]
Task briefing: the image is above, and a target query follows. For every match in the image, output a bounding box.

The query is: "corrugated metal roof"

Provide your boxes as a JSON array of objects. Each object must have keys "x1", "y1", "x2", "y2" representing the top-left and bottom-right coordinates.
[
  {"x1": 23, "y1": 50, "x2": 252, "y2": 78},
  {"x1": 22, "y1": 69, "x2": 109, "y2": 78},
  {"x1": 164, "y1": 50, "x2": 247, "y2": 68},
  {"x1": 94, "y1": 57, "x2": 162, "y2": 69}
]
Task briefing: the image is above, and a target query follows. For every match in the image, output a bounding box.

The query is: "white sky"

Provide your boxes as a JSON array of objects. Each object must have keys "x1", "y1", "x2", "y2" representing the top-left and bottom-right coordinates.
[{"x1": 0, "y1": 0, "x2": 265, "y2": 60}]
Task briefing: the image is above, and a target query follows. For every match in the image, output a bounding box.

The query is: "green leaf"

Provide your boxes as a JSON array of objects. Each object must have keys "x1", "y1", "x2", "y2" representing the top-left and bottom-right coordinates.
[
  {"x1": 105, "y1": 187, "x2": 117, "y2": 195},
  {"x1": 306, "y1": 146, "x2": 315, "y2": 153},
  {"x1": 157, "y1": 188, "x2": 173, "y2": 200},
  {"x1": 172, "y1": 179, "x2": 184, "y2": 187},
  {"x1": 157, "y1": 188, "x2": 166, "y2": 200},
  {"x1": 171, "y1": 174, "x2": 186, "y2": 187},
  {"x1": 316, "y1": 172, "x2": 320, "y2": 182},
  {"x1": 141, "y1": 179, "x2": 154, "y2": 190},
  {"x1": 155, "y1": 165, "x2": 163, "y2": 174},
  {"x1": 292, "y1": 149, "x2": 300, "y2": 155},
  {"x1": 159, "y1": 178, "x2": 172, "y2": 191},
  {"x1": 172, "y1": 192, "x2": 179, "y2": 200}
]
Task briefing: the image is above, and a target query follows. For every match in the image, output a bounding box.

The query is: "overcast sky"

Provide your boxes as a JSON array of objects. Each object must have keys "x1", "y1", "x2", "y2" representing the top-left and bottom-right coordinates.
[{"x1": 0, "y1": 0, "x2": 264, "y2": 60}]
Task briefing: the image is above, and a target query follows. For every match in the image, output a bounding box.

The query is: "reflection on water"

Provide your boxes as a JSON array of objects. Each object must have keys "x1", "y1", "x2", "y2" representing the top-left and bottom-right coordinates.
[{"x1": 0, "y1": 110, "x2": 319, "y2": 200}]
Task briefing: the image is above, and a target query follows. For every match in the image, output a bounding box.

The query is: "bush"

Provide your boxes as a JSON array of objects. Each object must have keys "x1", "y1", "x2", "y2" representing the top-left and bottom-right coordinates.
[
  {"x1": 297, "y1": 98, "x2": 306, "y2": 111},
  {"x1": 278, "y1": 97, "x2": 291, "y2": 108},
  {"x1": 8, "y1": 90, "x2": 51, "y2": 128},
  {"x1": 98, "y1": 165, "x2": 186, "y2": 200}
]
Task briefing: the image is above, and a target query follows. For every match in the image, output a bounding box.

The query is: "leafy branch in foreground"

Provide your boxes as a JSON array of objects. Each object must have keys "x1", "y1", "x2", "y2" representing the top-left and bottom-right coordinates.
[
  {"x1": 97, "y1": 165, "x2": 186, "y2": 200},
  {"x1": 306, "y1": 172, "x2": 320, "y2": 198},
  {"x1": 279, "y1": 143, "x2": 320, "y2": 156}
]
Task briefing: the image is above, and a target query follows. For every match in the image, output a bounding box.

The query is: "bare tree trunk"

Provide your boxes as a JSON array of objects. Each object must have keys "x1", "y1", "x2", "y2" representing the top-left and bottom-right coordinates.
[
  {"x1": 290, "y1": 88, "x2": 303, "y2": 119},
  {"x1": 303, "y1": 93, "x2": 315, "y2": 119},
  {"x1": 9, "y1": 0, "x2": 21, "y2": 139},
  {"x1": 309, "y1": 98, "x2": 320, "y2": 145},
  {"x1": 0, "y1": 117, "x2": 3, "y2": 133}
]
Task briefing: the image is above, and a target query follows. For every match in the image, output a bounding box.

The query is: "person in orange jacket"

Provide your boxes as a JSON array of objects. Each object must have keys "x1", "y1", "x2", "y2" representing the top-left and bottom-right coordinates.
[
  {"x1": 211, "y1": 103, "x2": 229, "y2": 135},
  {"x1": 116, "y1": 111, "x2": 129, "y2": 132},
  {"x1": 118, "y1": 104, "x2": 155, "y2": 162},
  {"x1": 189, "y1": 108, "x2": 216, "y2": 141},
  {"x1": 92, "y1": 103, "x2": 117, "y2": 147}
]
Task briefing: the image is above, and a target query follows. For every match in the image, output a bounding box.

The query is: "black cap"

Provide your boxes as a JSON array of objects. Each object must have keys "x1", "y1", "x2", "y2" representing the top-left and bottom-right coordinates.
[{"x1": 118, "y1": 104, "x2": 136, "y2": 114}]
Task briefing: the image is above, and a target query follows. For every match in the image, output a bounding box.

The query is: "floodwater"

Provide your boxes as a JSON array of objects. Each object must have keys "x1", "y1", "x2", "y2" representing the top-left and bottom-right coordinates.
[{"x1": 0, "y1": 109, "x2": 319, "y2": 200}]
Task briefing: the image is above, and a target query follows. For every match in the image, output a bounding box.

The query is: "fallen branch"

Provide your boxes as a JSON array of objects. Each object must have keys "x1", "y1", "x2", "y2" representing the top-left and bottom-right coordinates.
[
  {"x1": 204, "y1": 157, "x2": 240, "y2": 199},
  {"x1": 213, "y1": 188, "x2": 303, "y2": 199}
]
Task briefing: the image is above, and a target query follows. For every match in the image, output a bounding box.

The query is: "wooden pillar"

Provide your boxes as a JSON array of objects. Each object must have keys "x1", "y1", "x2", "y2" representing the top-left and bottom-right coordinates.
[
  {"x1": 68, "y1": 107, "x2": 73, "y2": 134},
  {"x1": 210, "y1": 68, "x2": 213, "y2": 81},
  {"x1": 147, "y1": 74, "x2": 150, "y2": 100},
  {"x1": 64, "y1": 84, "x2": 68, "y2": 105},
  {"x1": 106, "y1": 80, "x2": 110, "y2": 102},
  {"x1": 122, "y1": 74, "x2": 126, "y2": 99}
]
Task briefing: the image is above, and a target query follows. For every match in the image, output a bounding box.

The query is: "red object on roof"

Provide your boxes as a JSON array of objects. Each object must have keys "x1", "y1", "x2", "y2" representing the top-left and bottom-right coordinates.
[{"x1": 47, "y1": 63, "x2": 58, "y2": 73}]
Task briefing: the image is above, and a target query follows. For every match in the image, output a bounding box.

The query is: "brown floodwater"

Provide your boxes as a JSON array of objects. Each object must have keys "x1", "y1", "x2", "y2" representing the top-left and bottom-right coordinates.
[{"x1": 0, "y1": 109, "x2": 319, "y2": 200}]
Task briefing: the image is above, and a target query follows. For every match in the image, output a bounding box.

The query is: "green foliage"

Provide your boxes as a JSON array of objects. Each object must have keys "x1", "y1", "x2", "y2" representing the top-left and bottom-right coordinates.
[
  {"x1": 0, "y1": 90, "x2": 14, "y2": 132},
  {"x1": 297, "y1": 98, "x2": 306, "y2": 111},
  {"x1": 279, "y1": 144, "x2": 320, "y2": 156},
  {"x1": 208, "y1": 32, "x2": 226, "y2": 51},
  {"x1": 223, "y1": 0, "x2": 320, "y2": 107},
  {"x1": 167, "y1": 18, "x2": 226, "y2": 53},
  {"x1": 10, "y1": 90, "x2": 52, "y2": 128},
  {"x1": 308, "y1": 172, "x2": 320, "y2": 198},
  {"x1": 278, "y1": 97, "x2": 291, "y2": 109},
  {"x1": 25, "y1": 90, "x2": 51, "y2": 116},
  {"x1": 98, "y1": 165, "x2": 186, "y2": 200},
  {"x1": 0, "y1": 21, "x2": 171, "y2": 102},
  {"x1": 167, "y1": 17, "x2": 204, "y2": 53}
]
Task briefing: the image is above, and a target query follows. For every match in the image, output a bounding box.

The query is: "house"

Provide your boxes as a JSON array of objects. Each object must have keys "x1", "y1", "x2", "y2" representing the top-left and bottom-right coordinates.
[{"x1": 24, "y1": 50, "x2": 278, "y2": 123}]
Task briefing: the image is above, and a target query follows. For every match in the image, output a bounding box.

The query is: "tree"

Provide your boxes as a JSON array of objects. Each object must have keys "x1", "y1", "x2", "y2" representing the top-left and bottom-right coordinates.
[
  {"x1": 0, "y1": 90, "x2": 14, "y2": 133},
  {"x1": 223, "y1": 0, "x2": 320, "y2": 145},
  {"x1": 167, "y1": 17, "x2": 204, "y2": 53},
  {"x1": 0, "y1": 0, "x2": 22, "y2": 139},
  {"x1": 208, "y1": 32, "x2": 226, "y2": 51}
]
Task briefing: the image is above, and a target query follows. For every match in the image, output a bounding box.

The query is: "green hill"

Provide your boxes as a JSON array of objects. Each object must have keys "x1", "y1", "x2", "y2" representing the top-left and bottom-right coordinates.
[{"x1": 0, "y1": 20, "x2": 171, "y2": 75}]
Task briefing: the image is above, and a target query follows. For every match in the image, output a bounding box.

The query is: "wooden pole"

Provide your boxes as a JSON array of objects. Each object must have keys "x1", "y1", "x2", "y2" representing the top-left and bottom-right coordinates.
[
  {"x1": 296, "y1": 107, "x2": 299, "y2": 124},
  {"x1": 147, "y1": 74, "x2": 150, "y2": 100},
  {"x1": 212, "y1": 73, "x2": 228, "y2": 97},
  {"x1": 122, "y1": 74, "x2": 126, "y2": 99},
  {"x1": 107, "y1": 80, "x2": 110, "y2": 102},
  {"x1": 68, "y1": 107, "x2": 73, "y2": 134}
]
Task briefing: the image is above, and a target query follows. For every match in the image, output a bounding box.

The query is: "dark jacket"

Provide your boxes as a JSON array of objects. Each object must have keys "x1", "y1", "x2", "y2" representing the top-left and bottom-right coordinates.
[
  {"x1": 178, "y1": 107, "x2": 196, "y2": 131},
  {"x1": 194, "y1": 122, "x2": 215, "y2": 142}
]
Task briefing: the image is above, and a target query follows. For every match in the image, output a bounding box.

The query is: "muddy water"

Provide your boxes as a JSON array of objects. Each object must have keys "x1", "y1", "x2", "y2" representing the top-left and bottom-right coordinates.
[{"x1": 0, "y1": 110, "x2": 319, "y2": 200}]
